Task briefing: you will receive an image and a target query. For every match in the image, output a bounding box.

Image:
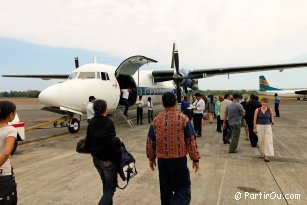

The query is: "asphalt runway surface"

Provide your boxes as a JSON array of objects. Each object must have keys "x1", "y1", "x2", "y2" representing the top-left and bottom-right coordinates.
[{"x1": 7, "y1": 98, "x2": 307, "y2": 204}]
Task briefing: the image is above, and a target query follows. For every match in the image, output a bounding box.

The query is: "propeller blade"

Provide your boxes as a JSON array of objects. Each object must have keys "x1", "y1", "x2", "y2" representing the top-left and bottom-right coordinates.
[
  {"x1": 74, "y1": 57, "x2": 79, "y2": 69},
  {"x1": 171, "y1": 42, "x2": 175, "y2": 69},
  {"x1": 173, "y1": 43, "x2": 179, "y2": 73}
]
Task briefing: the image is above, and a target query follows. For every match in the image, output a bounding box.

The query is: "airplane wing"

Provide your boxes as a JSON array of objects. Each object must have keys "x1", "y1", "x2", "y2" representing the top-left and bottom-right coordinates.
[
  {"x1": 188, "y1": 62, "x2": 307, "y2": 79},
  {"x1": 1, "y1": 74, "x2": 69, "y2": 80},
  {"x1": 295, "y1": 89, "x2": 307, "y2": 95},
  {"x1": 115, "y1": 55, "x2": 158, "y2": 77}
]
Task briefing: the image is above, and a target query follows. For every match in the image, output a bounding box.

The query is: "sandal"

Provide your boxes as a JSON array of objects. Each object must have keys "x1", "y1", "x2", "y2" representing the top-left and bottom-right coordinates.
[
  {"x1": 263, "y1": 157, "x2": 270, "y2": 162},
  {"x1": 259, "y1": 153, "x2": 264, "y2": 158}
]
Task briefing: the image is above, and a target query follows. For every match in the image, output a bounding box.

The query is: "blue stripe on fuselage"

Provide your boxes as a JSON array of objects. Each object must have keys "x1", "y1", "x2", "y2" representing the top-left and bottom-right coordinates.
[{"x1": 137, "y1": 87, "x2": 176, "y2": 96}]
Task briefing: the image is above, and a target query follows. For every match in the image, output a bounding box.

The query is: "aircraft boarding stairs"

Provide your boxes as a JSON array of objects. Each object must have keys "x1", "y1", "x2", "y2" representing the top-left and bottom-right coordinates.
[{"x1": 115, "y1": 105, "x2": 134, "y2": 127}]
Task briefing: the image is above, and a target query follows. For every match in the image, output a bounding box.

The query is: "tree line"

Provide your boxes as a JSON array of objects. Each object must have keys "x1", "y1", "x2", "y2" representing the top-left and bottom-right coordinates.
[
  {"x1": 0, "y1": 90, "x2": 41, "y2": 98},
  {"x1": 200, "y1": 89, "x2": 259, "y2": 97}
]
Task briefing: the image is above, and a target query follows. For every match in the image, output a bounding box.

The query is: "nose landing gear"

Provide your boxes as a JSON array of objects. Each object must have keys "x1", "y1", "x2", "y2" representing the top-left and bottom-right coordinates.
[
  {"x1": 52, "y1": 115, "x2": 81, "y2": 133},
  {"x1": 68, "y1": 118, "x2": 81, "y2": 133}
]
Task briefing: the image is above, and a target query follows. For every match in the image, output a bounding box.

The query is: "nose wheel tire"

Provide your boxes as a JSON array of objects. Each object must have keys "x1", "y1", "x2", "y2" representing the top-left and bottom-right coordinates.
[{"x1": 68, "y1": 118, "x2": 80, "y2": 133}]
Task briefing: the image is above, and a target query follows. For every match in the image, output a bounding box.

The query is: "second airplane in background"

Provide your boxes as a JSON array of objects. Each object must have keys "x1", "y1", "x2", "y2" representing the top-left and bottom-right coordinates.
[{"x1": 259, "y1": 75, "x2": 307, "y2": 100}]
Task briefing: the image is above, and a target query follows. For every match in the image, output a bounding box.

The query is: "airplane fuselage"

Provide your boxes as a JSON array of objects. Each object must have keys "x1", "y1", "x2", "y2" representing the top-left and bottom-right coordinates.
[
  {"x1": 39, "y1": 63, "x2": 175, "y2": 114},
  {"x1": 259, "y1": 90, "x2": 306, "y2": 98}
]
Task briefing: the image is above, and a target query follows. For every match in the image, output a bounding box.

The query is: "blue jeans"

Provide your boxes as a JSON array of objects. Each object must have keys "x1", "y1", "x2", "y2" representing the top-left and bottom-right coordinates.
[
  {"x1": 93, "y1": 157, "x2": 117, "y2": 205},
  {"x1": 158, "y1": 157, "x2": 191, "y2": 205}
]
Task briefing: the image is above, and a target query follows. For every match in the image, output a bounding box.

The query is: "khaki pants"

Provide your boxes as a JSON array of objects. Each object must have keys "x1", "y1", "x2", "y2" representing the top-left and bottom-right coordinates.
[{"x1": 257, "y1": 124, "x2": 274, "y2": 157}]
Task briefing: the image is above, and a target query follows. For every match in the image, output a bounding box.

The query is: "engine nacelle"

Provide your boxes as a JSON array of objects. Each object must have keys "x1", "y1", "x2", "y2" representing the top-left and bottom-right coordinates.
[{"x1": 179, "y1": 68, "x2": 199, "y2": 90}]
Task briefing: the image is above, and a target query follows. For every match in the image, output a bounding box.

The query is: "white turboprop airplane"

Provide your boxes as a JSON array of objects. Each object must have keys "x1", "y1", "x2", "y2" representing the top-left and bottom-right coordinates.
[
  {"x1": 259, "y1": 75, "x2": 307, "y2": 100},
  {"x1": 3, "y1": 43, "x2": 307, "y2": 133}
]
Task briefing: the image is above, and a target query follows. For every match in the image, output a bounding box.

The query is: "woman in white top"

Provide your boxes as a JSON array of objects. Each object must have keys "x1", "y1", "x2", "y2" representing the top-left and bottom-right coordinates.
[
  {"x1": 0, "y1": 101, "x2": 18, "y2": 205},
  {"x1": 135, "y1": 95, "x2": 144, "y2": 124},
  {"x1": 147, "y1": 97, "x2": 154, "y2": 123}
]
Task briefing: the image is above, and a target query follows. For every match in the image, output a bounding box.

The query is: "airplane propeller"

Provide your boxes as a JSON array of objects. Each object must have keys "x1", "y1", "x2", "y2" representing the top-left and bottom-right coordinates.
[{"x1": 171, "y1": 42, "x2": 183, "y2": 103}]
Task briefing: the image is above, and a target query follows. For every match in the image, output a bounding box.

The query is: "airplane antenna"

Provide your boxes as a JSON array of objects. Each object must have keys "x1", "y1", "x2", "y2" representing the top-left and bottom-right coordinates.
[
  {"x1": 74, "y1": 57, "x2": 79, "y2": 69},
  {"x1": 93, "y1": 56, "x2": 97, "y2": 64}
]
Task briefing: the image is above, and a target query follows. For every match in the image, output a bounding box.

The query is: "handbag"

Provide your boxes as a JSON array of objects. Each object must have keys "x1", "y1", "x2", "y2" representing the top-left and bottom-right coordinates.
[
  {"x1": 117, "y1": 143, "x2": 137, "y2": 189},
  {"x1": 76, "y1": 138, "x2": 91, "y2": 154}
]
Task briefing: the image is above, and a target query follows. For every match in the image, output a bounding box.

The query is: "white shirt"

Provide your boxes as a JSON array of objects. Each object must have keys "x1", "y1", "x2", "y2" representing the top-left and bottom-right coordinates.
[
  {"x1": 147, "y1": 101, "x2": 153, "y2": 110},
  {"x1": 121, "y1": 89, "x2": 129, "y2": 99},
  {"x1": 192, "y1": 98, "x2": 205, "y2": 114},
  {"x1": 220, "y1": 99, "x2": 232, "y2": 119},
  {"x1": 86, "y1": 102, "x2": 95, "y2": 120},
  {"x1": 136, "y1": 99, "x2": 144, "y2": 108},
  {"x1": 0, "y1": 126, "x2": 17, "y2": 176}
]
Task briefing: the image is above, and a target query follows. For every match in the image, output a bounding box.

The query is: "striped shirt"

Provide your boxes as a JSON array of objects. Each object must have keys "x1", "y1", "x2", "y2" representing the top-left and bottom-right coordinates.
[{"x1": 146, "y1": 108, "x2": 200, "y2": 162}]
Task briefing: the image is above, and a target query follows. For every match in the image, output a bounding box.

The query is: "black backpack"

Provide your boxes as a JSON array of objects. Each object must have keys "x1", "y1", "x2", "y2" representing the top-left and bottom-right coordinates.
[{"x1": 117, "y1": 143, "x2": 137, "y2": 189}]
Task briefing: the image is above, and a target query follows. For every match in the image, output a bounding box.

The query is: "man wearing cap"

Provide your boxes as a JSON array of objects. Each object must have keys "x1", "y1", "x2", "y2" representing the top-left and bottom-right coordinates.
[{"x1": 87, "y1": 96, "x2": 96, "y2": 123}]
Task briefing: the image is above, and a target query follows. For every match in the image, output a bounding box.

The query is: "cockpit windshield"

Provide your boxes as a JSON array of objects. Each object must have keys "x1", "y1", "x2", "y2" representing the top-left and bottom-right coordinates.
[
  {"x1": 68, "y1": 72, "x2": 78, "y2": 80},
  {"x1": 78, "y1": 72, "x2": 96, "y2": 79}
]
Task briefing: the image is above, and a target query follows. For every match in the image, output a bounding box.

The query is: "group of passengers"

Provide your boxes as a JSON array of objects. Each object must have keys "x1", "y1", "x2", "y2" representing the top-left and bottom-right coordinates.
[
  {"x1": 0, "y1": 91, "x2": 279, "y2": 205},
  {"x1": 179, "y1": 92, "x2": 276, "y2": 161}
]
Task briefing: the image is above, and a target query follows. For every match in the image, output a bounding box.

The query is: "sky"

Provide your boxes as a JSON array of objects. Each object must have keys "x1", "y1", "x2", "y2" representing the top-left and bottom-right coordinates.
[{"x1": 1, "y1": 0, "x2": 307, "y2": 92}]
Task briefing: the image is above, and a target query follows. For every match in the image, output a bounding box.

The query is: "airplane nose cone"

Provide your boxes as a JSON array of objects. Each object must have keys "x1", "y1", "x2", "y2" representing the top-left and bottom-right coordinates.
[{"x1": 39, "y1": 85, "x2": 61, "y2": 107}]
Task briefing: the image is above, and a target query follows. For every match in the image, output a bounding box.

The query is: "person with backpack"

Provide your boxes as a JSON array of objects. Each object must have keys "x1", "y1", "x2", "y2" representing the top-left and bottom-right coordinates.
[
  {"x1": 146, "y1": 92, "x2": 200, "y2": 205},
  {"x1": 0, "y1": 101, "x2": 18, "y2": 205},
  {"x1": 253, "y1": 98, "x2": 275, "y2": 162},
  {"x1": 86, "y1": 99, "x2": 122, "y2": 205}
]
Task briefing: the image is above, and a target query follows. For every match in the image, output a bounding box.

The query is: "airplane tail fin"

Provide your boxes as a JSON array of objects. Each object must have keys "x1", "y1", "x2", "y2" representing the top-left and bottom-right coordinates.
[{"x1": 259, "y1": 75, "x2": 282, "y2": 91}]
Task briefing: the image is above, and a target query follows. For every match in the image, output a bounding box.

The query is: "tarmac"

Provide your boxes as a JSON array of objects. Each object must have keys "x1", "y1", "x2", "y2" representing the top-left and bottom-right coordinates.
[{"x1": 7, "y1": 98, "x2": 307, "y2": 205}]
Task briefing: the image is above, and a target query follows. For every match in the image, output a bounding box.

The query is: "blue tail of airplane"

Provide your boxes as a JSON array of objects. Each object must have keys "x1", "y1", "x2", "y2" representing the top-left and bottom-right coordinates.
[{"x1": 259, "y1": 75, "x2": 282, "y2": 91}]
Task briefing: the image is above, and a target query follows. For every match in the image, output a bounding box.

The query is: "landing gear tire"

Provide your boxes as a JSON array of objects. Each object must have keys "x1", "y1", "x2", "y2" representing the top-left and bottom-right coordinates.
[
  {"x1": 304, "y1": 98, "x2": 307, "y2": 101},
  {"x1": 297, "y1": 97, "x2": 300, "y2": 101},
  {"x1": 68, "y1": 118, "x2": 80, "y2": 134},
  {"x1": 53, "y1": 122, "x2": 58, "y2": 127}
]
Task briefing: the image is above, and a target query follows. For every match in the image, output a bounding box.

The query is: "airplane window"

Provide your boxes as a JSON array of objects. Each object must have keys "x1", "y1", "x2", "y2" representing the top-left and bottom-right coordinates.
[
  {"x1": 78, "y1": 72, "x2": 95, "y2": 79},
  {"x1": 101, "y1": 72, "x2": 110, "y2": 81},
  {"x1": 101, "y1": 72, "x2": 107, "y2": 80},
  {"x1": 97, "y1": 72, "x2": 101, "y2": 79},
  {"x1": 68, "y1": 72, "x2": 78, "y2": 80}
]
